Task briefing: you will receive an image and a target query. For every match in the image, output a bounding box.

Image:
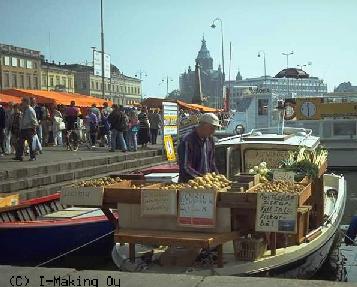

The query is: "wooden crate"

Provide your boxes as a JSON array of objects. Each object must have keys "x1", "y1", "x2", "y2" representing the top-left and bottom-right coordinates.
[
  {"x1": 245, "y1": 182, "x2": 312, "y2": 207},
  {"x1": 103, "y1": 180, "x2": 162, "y2": 205}
]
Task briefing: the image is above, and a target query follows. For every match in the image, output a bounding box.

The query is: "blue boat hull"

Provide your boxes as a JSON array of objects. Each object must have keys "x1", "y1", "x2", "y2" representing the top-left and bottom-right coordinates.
[{"x1": 0, "y1": 220, "x2": 115, "y2": 266}]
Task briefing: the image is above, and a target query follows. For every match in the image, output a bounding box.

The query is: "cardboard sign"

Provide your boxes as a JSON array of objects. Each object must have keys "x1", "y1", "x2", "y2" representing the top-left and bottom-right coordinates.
[
  {"x1": 163, "y1": 102, "x2": 178, "y2": 136},
  {"x1": 255, "y1": 192, "x2": 298, "y2": 234},
  {"x1": 60, "y1": 186, "x2": 104, "y2": 206},
  {"x1": 273, "y1": 170, "x2": 295, "y2": 183},
  {"x1": 164, "y1": 135, "x2": 176, "y2": 162},
  {"x1": 178, "y1": 189, "x2": 216, "y2": 228},
  {"x1": 244, "y1": 149, "x2": 290, "y2": 170},
  {"x1": 141, "y1": 189, "x2": 177, "y2": 216}
]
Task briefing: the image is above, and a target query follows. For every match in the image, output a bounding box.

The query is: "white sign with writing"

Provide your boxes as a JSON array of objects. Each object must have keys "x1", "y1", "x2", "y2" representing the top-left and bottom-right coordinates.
[
  {"x1": 60, "y1": 186, "x2": 104, "y2": 206},
  {"x1": 141, "y1": 189, "x2": 177, "y2": 216},
  {"x1": 178, "y1": 189, "x2": 216, "y2": 227},
  {"x1": 255, "y1": 192, "x2": 298, "y2": 234},
  {"x1": 273, "y1": 170, "x2": 295, "y2": 183},
  {"x1": 244, "y1": 149, "x2": 290, "y2": 170}
]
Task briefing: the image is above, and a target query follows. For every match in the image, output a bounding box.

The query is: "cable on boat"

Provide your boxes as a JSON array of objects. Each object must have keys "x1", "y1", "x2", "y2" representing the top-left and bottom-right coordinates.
[{"x1": 36, "y1": 230, "x2": 114, "y2": 267}]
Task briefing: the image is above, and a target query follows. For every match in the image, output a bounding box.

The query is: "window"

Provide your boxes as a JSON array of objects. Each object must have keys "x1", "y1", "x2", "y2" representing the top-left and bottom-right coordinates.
[
  {"x1": 96, "y1": 82, "x2": 99, "y2": 90},
  {"x1": 116, "y1": 86, "x2": 119, "y2": 92},
  {"x1": 33, "y1": 62, "x2": 37, "y2": 69},
  {"x1": 19, "y1": 74, "x2": 24, "y2": 88},
  {"x1": 26, "y1": 60, "x2": 32, "y2": 69},
  {"x1": 12, "y1": 73, "x2": 17, "y2": 87},
  {"x1": 49, "y1": 76, "x2": 54, "y2": 87},
  {"x1": 138, "y1": 87, "x2": 140, "y2": 94},
  {"x1": 4, "y1": 56, "x2": 10, "y2": 66},
  {"x1": 56, "y1": 76, "x2": 60, "y2": 85},
  {"x1": 91, "y1": 81, "x2": 94, "y2": 89},
  {"x1": 34, "y1": 77, "x2": 38, "y2": 89},
  {"x1": 108, "y1": 83, "x2": 110, "y2": 91},
  {"x1": 62, "y1": 77, "x2": 66, "y2": 86},
  {"x1": 11, "y1": 57, "x2": 17, "y2": 67},
  {"x1": 20, "y1": 59, "x2": 25, "y2": 68},
  {"x1": 27, "y1": 74, "x2": 32, "y2": 89},
  {"x1": 42, "y1": 75, "x2": 46, "y2": 87},
  {"x1": 82, "y1": 82, "x2": 87, "y2": 89},
  {"x1": 69, "y1": 79, "x2": 73, "y2": 89},
  {"x1": 258, "y1": 99, "x2": 269, "y2": 115},
  {"x1": 3, "y1": 73, "x2": 9, "y2": 88}
]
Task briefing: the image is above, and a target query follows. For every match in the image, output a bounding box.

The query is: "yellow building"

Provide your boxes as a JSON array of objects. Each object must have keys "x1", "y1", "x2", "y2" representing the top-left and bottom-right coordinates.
[
  {"x1": 0, "y1": 43, "x2": 42, "y2": 90},
  {"x1": 63, "y1": 64, "x2": 142, "y2": 105},
  {"x1": 41, "y1": 61, "x2": 75, "y2": 93}
]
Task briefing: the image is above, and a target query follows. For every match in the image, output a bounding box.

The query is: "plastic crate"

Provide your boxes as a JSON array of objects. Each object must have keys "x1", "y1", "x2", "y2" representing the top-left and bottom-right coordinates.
[{"x1": 234, "y1": 237, "x2": 267, "y2": 261}]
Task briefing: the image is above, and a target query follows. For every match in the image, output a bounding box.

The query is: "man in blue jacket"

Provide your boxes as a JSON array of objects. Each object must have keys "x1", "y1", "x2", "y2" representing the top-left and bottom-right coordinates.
[{"x1": 177, "y1": 113, "x2": 221, "y2": 183}]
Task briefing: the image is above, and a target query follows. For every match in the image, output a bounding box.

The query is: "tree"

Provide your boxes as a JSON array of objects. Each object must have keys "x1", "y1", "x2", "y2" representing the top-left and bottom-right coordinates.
[{"x1": 166, "y1": 89, "x2": 182, "y2": 100}]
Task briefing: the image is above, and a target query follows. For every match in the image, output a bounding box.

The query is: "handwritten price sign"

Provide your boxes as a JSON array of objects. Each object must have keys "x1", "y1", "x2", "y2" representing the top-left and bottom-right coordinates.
[{"x1": 273, "y1": 170, "x2": 295, "y2": 183}]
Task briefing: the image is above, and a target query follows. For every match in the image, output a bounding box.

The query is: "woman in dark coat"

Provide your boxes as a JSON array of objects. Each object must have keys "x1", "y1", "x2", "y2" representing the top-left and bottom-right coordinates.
[{"x1": 137, "y1": 107, "x2": 150, "y2": 148}]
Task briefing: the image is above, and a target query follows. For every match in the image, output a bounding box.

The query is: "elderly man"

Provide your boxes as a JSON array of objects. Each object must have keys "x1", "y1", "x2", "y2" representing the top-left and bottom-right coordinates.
[
  {"x1": 13, "y1": 97, "x2": 38, "y2": 161},
  {"x1": 177, "y1": 113, "x2": 221, "y2": 183}
]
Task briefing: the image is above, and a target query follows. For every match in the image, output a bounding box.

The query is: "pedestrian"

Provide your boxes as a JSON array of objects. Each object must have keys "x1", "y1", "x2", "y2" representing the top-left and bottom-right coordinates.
[
  {"x1": 64, "y1": 101, "x2": 80, "y2": 131},
  {"x1": 108, "y1": 104, "x2": 127, "y2": 152},
  {"x1": 10, "y1": 104, "x2": 21, "y2": 152},
  {"x1": 4, "y1": 102, "x2": 14, "y2": 154},
  {"x1": 13, "y1": 97, "x2": 38, "y2": 161},
  {"x1": 0, "y1": 102, "x2": 6, "y2": 156},
  {"x1": 127, "y1": 108, "x2": 139, "y2": 151},
  {"x1": 137, "y1": 107, "x2": 150, "y2": 149},
  {"x1": 52, "y1": 105, "x2": 64, "y2": 146},
  {"x1": 149, "y1": 109, "x2": 162, "y2": 145},
  {"x1": 100, "y1": 102, "x2": 112, "y2": 148},
  {"x1": 86, "y1": 109, "x2": 98, "y2": 147},
  {"x1": 177, "y1": 113, "x2": 221, "y2": 183}
]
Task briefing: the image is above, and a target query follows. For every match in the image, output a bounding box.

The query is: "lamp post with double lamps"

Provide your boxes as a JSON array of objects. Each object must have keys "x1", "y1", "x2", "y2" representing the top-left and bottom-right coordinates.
[
  {"x1": 257, "y1": 50, "x2": 267, "y2": 87},
  {"x1": 282, "y1": 51, "x2": 294, "y2": 68}
]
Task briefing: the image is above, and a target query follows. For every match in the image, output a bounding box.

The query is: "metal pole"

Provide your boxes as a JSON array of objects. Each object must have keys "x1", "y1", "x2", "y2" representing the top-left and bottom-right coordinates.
[
  {"x1": 101, "y1": 0, "x2": 105, "y2": 99},
  {"x1": 0, "y1": 51, "x2": 3, "y2": 92},
  {"x1": 263, "y1": 55, "x2": 266, "y2": 84},
  {"x1": 220, "y1": 20, "x2": 225, "y2": 81}
]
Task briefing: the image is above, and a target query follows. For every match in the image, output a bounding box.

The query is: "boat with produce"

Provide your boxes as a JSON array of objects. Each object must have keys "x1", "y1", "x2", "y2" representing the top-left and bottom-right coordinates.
[
  {"x1": 0, "y1": 176, "x2": 120, "y2": 266},
  {"x1": 107, "y1": 127, "x2": 346, "y2": 279}
]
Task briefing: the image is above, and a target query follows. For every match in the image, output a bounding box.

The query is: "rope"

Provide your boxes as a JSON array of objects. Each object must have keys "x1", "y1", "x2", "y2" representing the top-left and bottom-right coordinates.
[{"x1": 36, "y1": 230, "x2": 114, "y2": 267}]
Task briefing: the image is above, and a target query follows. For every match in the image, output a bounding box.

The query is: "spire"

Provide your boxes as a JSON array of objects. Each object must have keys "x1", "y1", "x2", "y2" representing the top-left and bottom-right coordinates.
[
  {"x1": 236, "y1": 69, "x2": 242, "y2": 81},
  {"x1": 196, "y1": 36, "x2": 213, "y2": 70}
]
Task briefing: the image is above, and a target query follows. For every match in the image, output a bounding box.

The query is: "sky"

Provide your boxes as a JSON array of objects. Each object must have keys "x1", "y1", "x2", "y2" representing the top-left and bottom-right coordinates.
[{"x1": 0, "y1": 0, "x2": 356, "y2": 98}]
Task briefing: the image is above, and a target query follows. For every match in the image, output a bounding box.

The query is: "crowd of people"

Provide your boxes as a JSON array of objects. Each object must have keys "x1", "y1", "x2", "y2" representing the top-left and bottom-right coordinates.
[{"x1": 0, "y1": 97, "x2": 163, "y2": 160}]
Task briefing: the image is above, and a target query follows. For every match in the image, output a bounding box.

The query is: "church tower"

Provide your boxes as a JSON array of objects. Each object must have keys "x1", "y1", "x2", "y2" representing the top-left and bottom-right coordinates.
[{"x1": 195, "y1": 36, "x2": 213, "y2": 71}]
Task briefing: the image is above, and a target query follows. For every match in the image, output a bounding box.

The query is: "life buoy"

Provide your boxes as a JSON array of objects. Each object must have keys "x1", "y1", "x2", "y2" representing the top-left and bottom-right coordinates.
[
  {"x1": 284, "y1": 102, "x2": 296, "y2": 120},
  {"x1": 235, "y1": 124, "x2": 245, "y2": 135}
]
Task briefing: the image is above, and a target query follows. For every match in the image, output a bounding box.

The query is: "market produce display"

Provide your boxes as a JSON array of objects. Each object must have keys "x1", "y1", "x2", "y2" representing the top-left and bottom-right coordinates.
[
  {"x1": 188, "y1": 173, "x2": 231, "y2": 190},
  {"x1": 159, "y1": 173, "x2": 231, "y2": 190},
  {"x1": 248, "y1": 162, "x2": 272, "y2": 182},
  {"x1": 72, "y1": 177, "x2": 123, "y2": 187},
  {"x1": 280, "y1": 146, "x2": 328, "y2": 179},
  {"x1": 250, "y1": 180, "x2": 304, "y2": 194}
]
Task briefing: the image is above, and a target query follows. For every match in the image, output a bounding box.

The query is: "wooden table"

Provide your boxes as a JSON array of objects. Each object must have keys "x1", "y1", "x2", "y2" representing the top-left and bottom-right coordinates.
[{"x1": 114, "y1": 229, "x2": 240, "y2": 268}]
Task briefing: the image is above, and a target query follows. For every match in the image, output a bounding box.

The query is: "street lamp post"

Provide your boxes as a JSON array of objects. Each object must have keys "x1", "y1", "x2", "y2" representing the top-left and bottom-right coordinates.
[
  {"x1": 257, "y1": 50, "x2": 266, "y2": 87},
  {"x1": 211, "y1": 18, "x2": 225, "y2": 109},
  {"x1": 282, "y1": 51, "x2": 294, "y2": 68},
  {"x1": 100, "y1": 0, "x2": 105, "y2": 100},
  {"x1": 135, "y1": 70, "x2": 147, "y2": 102},
  {"x1": 160, "y1": 76, "x2": 173, "y2": 97}
]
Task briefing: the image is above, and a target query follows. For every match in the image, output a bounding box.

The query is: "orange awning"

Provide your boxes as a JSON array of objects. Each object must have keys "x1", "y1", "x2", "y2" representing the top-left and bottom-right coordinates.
[
  {"x1": 0, "y1": 93, "x2": 22, "y2": 104},
  {"x1": 2, "y1": 89, "x2": 112, "y2": 107}
]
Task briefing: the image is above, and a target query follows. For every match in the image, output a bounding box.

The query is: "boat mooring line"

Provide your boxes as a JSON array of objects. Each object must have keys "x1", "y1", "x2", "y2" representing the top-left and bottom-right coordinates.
[{"x1": 35, "y1": 230, "x2": 114, "y2": 267}]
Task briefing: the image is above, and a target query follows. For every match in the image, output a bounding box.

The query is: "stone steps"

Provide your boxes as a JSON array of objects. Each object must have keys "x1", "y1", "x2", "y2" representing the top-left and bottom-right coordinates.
[
  {"x1": 0, "y1": 149, "x2": 164, "y2": 199},
  {"x1": 18, "y1": 159, "x2": 166, "y2": 200}
]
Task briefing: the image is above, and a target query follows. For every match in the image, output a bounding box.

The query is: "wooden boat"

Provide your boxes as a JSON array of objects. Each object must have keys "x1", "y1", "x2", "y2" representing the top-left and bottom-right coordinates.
[
  {"x1": 111, "y1": 127, "x2": 346, "y2": 279},
  {"x1": 0, "y1": 193, "x2": 116, "y2": 266}
]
